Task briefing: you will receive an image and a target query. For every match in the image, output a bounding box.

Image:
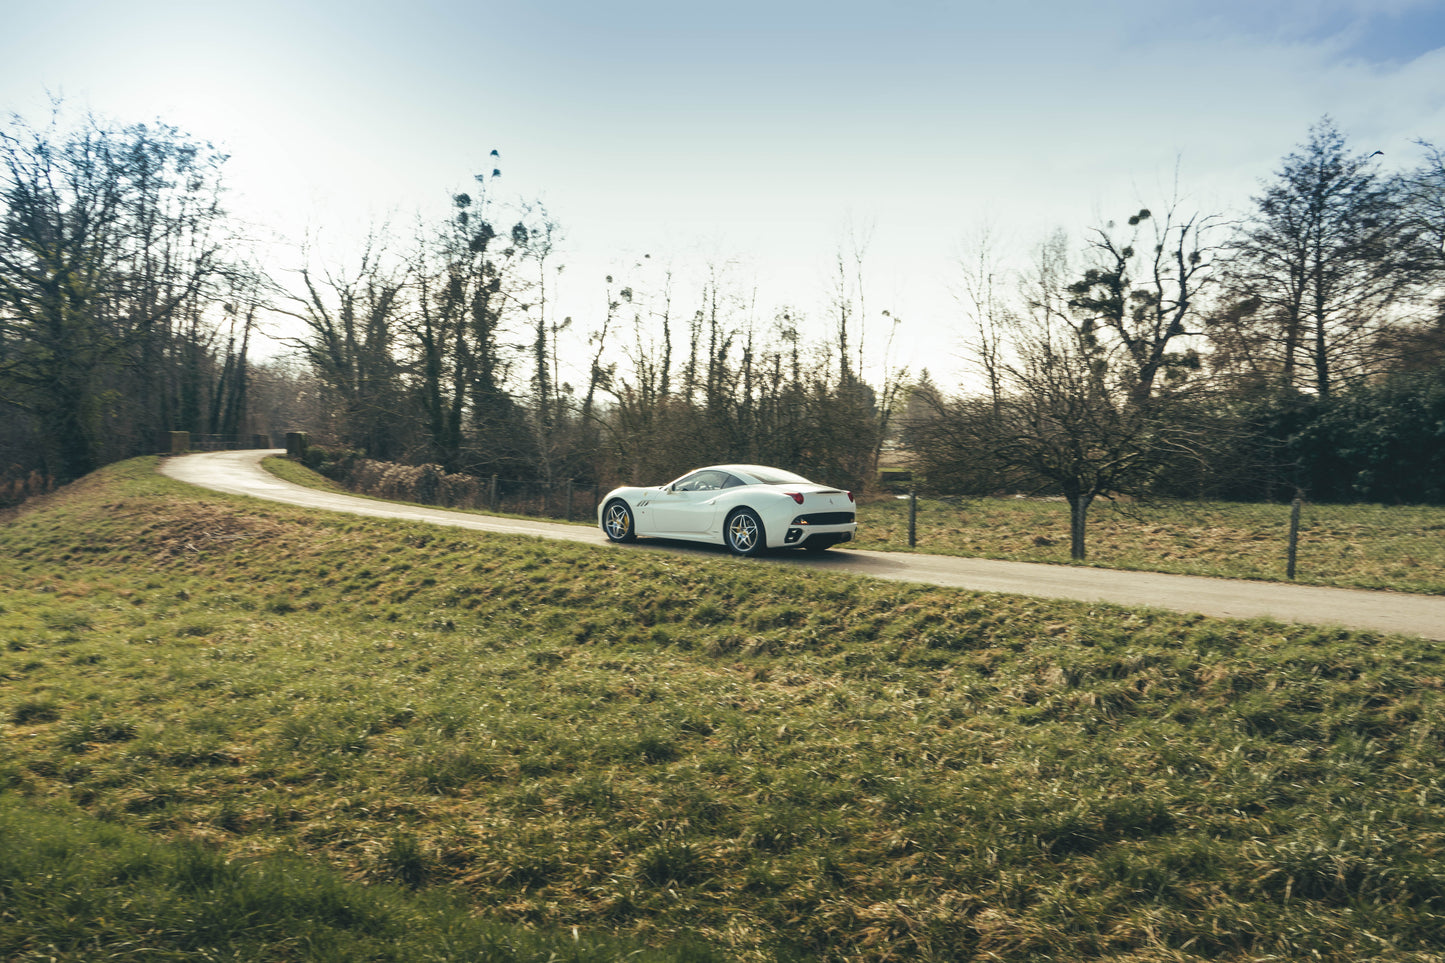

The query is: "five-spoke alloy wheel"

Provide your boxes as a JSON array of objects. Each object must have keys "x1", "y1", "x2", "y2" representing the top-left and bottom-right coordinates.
[
  {"x1": 602, "y1": 499, "x2": 637, "y2": 542},
  {"x1": 725, "y1": 508, "x2": 766, "y2": 556}
]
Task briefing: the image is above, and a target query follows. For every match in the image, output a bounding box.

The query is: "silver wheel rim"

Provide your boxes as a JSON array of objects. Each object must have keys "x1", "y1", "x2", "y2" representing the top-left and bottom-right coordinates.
[
  {"x1": 605, "y1": 504, "x2": 630, "y2": 539},
  {"x1": 728, "y1": 513, "x2": 759, "y2": 552}
]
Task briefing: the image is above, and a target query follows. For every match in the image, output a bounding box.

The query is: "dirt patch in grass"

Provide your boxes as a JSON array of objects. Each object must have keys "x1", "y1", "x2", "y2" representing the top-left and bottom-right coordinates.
[
  {"x1": 3, "y1": 465, "x2": 296, "y2": 570},
  {"x1": 131, "y1": 503, "x2": 293, "y2": 563}
]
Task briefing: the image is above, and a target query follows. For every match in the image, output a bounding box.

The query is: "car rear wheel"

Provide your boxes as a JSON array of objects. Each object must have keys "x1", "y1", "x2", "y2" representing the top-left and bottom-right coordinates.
[
  {"x1": 725, "y1": 508, "x2": 766, "y2": 556},
  {"x1": 602, "y1": 500, "x2": 637, "y2": 542}
]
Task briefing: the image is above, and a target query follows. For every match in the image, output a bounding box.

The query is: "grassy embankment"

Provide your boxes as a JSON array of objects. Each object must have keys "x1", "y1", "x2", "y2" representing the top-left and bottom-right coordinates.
[{"x1": 3, "y1": 458, "x2": 1445, "y2": 961}]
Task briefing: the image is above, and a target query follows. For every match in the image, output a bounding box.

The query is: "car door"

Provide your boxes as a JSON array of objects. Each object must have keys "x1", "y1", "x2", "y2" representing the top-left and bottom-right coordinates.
[{"x1": 651, "y1": 470, "x2": 736, "y2": 535}]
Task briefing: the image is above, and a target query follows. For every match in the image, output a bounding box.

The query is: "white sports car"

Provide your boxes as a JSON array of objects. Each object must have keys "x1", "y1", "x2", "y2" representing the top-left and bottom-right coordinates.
[{"x1": 598, "y1": 464, "x2": 857, "y2": 556}]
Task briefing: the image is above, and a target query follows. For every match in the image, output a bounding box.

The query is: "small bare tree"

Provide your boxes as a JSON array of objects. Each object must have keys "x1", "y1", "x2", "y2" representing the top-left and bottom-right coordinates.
[
  {"x1": 280, "y1": 233, "x2": 409, "y2": 460},
  {"x1": 1067, "y1": 204, "x2": 1215, "y2": 402},
  {"x1": 915, "y1": 222, "x2": 1220, "y2": 560}
]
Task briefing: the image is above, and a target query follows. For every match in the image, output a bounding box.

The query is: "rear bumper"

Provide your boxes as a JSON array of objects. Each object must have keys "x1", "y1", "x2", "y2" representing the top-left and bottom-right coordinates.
[{"x1": 781, "y1": 527, "x2": 854, "y2": 548}]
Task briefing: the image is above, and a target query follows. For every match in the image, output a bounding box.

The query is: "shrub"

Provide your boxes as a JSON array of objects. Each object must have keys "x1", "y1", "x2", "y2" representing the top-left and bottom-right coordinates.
[{"x1": 343, "y1": 458, "x2": 484, "y2": 508}]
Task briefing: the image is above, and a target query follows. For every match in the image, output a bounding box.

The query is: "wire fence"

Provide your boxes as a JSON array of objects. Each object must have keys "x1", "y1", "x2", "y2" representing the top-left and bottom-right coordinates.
[
  {"x1": 165, "y1": 431, "x2": 276, "y2": 453},
  {"x1": 479, "y1": 475, "x2": 604, "y2": 522},
  {"x1": 333, "y1": 457, "x2": 605, "y2": 523}
]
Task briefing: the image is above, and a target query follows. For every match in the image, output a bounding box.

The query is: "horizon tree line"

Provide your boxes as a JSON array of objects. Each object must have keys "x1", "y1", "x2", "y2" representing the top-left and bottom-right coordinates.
[{"x1": 3, "y1": 109, "x2": 1443, "y2": 534}]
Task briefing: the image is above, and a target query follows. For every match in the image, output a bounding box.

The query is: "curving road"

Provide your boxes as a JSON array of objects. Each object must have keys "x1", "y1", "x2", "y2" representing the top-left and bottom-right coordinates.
[{"x1": 160, "y1": 450, "x2": 1445, "y2": 641}]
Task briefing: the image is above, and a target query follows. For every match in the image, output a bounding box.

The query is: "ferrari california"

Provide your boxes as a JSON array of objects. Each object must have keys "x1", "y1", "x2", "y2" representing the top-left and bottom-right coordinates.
[{"x1": 598, "y1": 465, "x2": 856, "y2": 556}]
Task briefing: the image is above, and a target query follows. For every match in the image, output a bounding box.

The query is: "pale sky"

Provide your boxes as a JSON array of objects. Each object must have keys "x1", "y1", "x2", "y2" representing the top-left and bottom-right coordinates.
[{"x1": 4, "y1": 0, "x2": 1444, "y2": 386}]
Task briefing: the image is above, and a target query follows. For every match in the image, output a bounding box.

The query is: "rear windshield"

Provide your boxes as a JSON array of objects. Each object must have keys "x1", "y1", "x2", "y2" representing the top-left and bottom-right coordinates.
[{"x1": 744, "y1": 467, "x2": 813, "y2": 486}]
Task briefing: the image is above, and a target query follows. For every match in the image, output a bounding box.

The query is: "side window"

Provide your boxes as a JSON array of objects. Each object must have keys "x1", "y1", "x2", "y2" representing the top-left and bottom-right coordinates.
[
  {"x1": 674, "y1": 472, "x2": 710, "y2": 492},
  {"x1": 693, "y1": 470, "x2": 725, "y2": 491},
  {"x1": 676, "y1": 470, "x2": 737, "y2": 492}
]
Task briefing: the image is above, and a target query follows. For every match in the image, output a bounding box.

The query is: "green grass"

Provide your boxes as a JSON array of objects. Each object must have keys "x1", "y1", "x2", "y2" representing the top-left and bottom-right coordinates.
[
  {"x1": 4, "y1": 458, "x2": 1445, "y2": 961},
  {"x1": 854, "y1": 495, "x2": 1445, "y2": 594},
  {"x1": 262, "y1": 454, "x2": 355, "y2": 493},
  {"x1": 0, "y1": 795, "x2": 713, "y2": 962}
]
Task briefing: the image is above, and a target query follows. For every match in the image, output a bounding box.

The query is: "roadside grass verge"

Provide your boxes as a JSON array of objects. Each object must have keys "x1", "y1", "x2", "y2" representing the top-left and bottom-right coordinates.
[
  {"x1": 262, "y1": 454, "x2": 355, "y2": 493},
  {"x1": 264, "y1": 457, "x2": 1445, "y2": 593},
  {"x1": 3, "y1": 457, "x2": 1445, "y2": 961},
  {"x1": 854, "y1": 495, "x2": 1445, "y2": 594}
]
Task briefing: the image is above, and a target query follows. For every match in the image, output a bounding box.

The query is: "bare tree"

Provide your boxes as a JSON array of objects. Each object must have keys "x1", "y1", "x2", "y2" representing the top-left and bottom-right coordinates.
[
  {"x1": 520, "y1": 202, "x2": 564, "y2": 436},
  {"x1": 280, "y1": 233, "x2": 409, "y2": 459},
  {"x1": 1067, "y1": 204, "x2": 1215, "y2": 402},
  {"x1": 914, "y1": 228, "x2": 1219, "y2": 559},
  {"x1": 828, "y1": 218, "x2": 875, "y2": 386},
  {"x1": 403, "y1": 164, "x2": 538, "y2": 474},
  {"x1": 576, "y1": 276, "x2": 621, "y2": 463},
  {"x1": 607, "y1": 265, "x2": 679, "y2": 483},
  {"x1": 1390, "y1": 140, "x2": 1445, "y2": 369},
  {"x1": 1219, "y1": 118, "x2": 1420, "y2": 399},
  {"x1": 0, "y1": 109, "x2": 235, "y2": 479},
  {"x1": 954, "y1": 224, "x2": 1015, "y2": 410}
]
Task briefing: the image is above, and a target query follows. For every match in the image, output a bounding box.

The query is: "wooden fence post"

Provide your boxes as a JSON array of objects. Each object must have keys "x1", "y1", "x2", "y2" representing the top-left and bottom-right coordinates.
[
  {"x1": 1287, "y1": 494, "x2": 1302, "y2": 580},
  {"x1": 909, "y1": 489, "x2": 918, "y2": 548}
]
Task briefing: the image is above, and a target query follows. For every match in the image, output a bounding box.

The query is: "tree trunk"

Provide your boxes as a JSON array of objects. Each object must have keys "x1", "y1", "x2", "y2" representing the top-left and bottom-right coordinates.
[
  {"x1": 1067, "y1": 492, "x2": 1093, "y2": 561},
  {"x1": 44, "y1": 396, "x2": 98, "y2": 482}
]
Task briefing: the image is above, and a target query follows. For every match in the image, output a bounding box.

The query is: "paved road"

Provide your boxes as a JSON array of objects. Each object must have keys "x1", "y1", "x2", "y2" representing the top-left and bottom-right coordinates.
[{"x1": 160, "y1": 450, "x2": 1445, "y2": 641}]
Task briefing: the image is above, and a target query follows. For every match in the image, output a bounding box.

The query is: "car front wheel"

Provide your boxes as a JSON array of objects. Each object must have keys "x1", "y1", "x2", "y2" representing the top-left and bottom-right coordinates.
[
  {"x1": 725, "y1": 508, "x2": 766, "y2": 556},
  {"x1": 602, "y1": 500, "x2": 637, "y2": 542}
]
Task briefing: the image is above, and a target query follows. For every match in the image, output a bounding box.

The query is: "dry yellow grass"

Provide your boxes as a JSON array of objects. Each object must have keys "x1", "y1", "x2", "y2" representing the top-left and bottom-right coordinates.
[{"x1": 854, "y1": 495, "x2": 1445, "y2": 593}]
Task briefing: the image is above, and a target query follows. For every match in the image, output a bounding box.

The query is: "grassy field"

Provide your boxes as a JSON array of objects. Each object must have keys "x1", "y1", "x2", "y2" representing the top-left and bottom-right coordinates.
[
  {"x1": 854, "y1": 495, "x2": 1445, "y2": 594},
  {"x1": 4, "y1": 458, "x2": 1445, "y2": 961}
]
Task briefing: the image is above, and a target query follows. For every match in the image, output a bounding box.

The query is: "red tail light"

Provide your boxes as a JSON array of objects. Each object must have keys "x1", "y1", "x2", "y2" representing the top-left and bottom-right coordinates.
[
  {"x1": 787, "y1": 491, "x2": 804, "y2": 505},
  {"x1": 847, "y1": 490, "x2": 854, "y2": 502}
]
